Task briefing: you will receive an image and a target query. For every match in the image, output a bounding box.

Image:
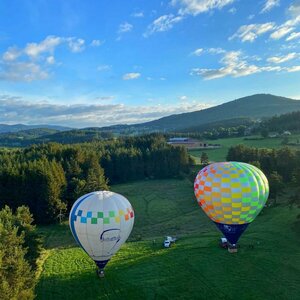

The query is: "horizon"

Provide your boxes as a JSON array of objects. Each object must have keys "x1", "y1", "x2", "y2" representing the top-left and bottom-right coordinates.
[
  {"x1": 1, "y1": 93, "x2": 299, "y2": 129},
  {"x1": 0, "y1": 0, "x2": 300, "y2": 127}
]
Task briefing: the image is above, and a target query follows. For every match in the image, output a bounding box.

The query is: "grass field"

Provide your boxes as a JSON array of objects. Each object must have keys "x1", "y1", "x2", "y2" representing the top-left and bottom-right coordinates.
[
  {"x1": 35, "y1": 179, "x2": 300, "y2": 300},
  {"x1": 189, "y1": 134, "x2": 300, "y2": 163}
]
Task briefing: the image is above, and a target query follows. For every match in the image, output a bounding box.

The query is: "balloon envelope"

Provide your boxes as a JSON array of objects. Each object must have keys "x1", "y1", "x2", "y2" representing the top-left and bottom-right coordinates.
[
  {"x1": 194, "y1": 162, "x2": 269, "y2": 244},
  {"x1": 69, "y1": 191, "x2": 134, "y2": 270}
]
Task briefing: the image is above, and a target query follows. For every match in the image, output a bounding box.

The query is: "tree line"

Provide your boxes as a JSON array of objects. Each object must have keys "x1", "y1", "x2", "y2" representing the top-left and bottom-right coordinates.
[
  {"x1": 0, "y1": 135, "x2": 192, "y2": 224},
  {"x1": 260, "y1": 111, "x2": 300, "y2": 133},
  {"x1": 227, "y1": 145, "x2": 300, "y2": 205}
]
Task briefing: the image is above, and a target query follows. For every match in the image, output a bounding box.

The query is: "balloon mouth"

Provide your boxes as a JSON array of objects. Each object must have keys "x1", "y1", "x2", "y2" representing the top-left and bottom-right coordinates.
[
  {"x1": 213, "y1": 222, "x2": 249, "y2": 245},
  {"x1": 95, "y1": 259, "x2": 110, "y2": 271}
]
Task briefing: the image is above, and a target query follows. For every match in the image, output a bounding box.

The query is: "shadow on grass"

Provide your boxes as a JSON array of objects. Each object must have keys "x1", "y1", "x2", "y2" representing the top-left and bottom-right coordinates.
[
  {"x1": 36, "y1": 270, "x2": 150, "y2": 300},
  {"x1": 37, "y1": 223, "x2": 76, "y2": 250}
]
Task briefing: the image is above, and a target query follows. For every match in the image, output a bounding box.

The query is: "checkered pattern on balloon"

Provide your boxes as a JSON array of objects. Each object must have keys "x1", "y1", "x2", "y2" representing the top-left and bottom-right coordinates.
[{"x1": 194, "y1": 162, "x2": 269, "y2": 245}]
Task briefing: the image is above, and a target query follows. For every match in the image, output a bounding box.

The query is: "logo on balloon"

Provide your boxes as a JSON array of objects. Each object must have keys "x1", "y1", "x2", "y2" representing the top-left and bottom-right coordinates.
[
  {"x1": 100, "y1": 229, "x2": 121, "y2": 255},
  {"x1": 100, "y1": 229, "x2": 121, "y2": 242}
]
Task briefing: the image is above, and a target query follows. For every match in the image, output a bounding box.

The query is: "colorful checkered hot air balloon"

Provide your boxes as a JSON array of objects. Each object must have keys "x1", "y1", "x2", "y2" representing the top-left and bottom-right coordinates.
[
  {"x1": 69, "y1": 191, "x2": 134, "y2": 276},
  {"x1": 194, "y1": 162, "x2": 269, "y2": 249}
]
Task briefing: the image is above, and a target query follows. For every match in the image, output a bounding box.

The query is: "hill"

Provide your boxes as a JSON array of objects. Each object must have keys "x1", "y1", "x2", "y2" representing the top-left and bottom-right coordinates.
[
  {"x1": 0, "y1": 128, "x2": 113, "y2": 147},
  {"x1": 0, "y1": 123, "x2": 71, "y2": 133},
  {"x1": 135, "y1": 94, "x2": 300, "y2": 131}
]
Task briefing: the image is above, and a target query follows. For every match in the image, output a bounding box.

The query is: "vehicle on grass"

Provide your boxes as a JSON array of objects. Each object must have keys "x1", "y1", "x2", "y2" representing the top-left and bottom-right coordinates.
[
  {"x1": 220, "y1": 237, "x2": 228, "y2": 249},
  {"x1": 163, "y1": 236, "x2": 177, "y2": 248}
]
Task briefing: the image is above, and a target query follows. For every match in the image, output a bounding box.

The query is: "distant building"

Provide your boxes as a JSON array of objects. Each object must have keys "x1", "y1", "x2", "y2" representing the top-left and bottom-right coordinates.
[
  {"x1": 167, "y1": 137, "x2": 221, "y2": 150},
  {"x1": 282, "y1": 131, "x2": 291, "y2": 136},
  {"x1": 268, "y1": 132, "x2": 279, "y2": 138}
]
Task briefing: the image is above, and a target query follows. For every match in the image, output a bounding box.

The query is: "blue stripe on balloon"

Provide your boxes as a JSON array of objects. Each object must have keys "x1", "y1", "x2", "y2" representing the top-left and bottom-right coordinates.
[{"x1": 70, "y1": 193, "x2": 94, "y2": 253}]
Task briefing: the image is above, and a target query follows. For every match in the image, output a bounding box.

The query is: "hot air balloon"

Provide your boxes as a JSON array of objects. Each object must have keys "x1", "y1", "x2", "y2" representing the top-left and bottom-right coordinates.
[
  {"x1": 194, "y1": 162, "x2": 269, "y2": 252},
  {"x1": 69, "y1": 191, "x2": 134, "y2": 276}
]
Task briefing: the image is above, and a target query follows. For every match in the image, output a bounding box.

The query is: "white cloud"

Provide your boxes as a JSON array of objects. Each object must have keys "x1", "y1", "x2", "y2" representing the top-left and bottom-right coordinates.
[
  {"x1": 122, "y1": 72, "x2": 141, "y2": 80},
  {"x1": 0, "y1": 94, "x2": 211, "y2": 127},
  {"x1": 90, "y1": 39, "x2": 104, "y2": 47},
  {"x1": 248, "y1": 14, "x2": 255, "y2": 20},
  {"x1": 228, "y1": 7, "x2": 236, "y2": 14},
  {"x1": 267, "y1": 52, "x2": 298, "y2": 63},
  {"x1": 286, "y1": 65, "x2": 300, "y2": 72},
  {"x1": 192, "y1": 48, "x2": 203, "y2": 56},
  {"x1": 190, "y1": 50, "x2": 297, "y2": 80},
  {"x1": 270, "y1": 16, "x2": 300, "y2": 40},
  {"x1": 286, "y1": 66, "x2": 300, "y2": 72},
  {"x1": 118, "y1": 22, "x2": 133, "y2": 33},
  {"x1": 46, "y1": 56, "x2": 55, "y2": 65},
  {"x1": 0, "y1": 62, "x2": 49, "y2": 82},
  {"x1": 2, "y1": 47, "x2": 21, "y2": 61},
  {"x1": 0, "y1": 35, "x2": 88, "y2": 82},
  {"x1": 261, "y1": 0, "x2": 280, "y2": 13},
  {"x1": 270, "y1": 26, "x2": 295, "y2": 39},
  {"x1": 288, "y1": 1, "x2": 300, "y2": 17},
  {"x1": 24, "y1": 36, "x2": 62, "y2": 58},
  {"x1": 67, "y1": 38, "x2": 85, "y2": 52},
  {"x1": 191, "y1": 48, "x2": 300, "y2": 80},
  {"x1": 207, "y1": 47, "x2": 226, "y2": 54},
  {"x1": 192, "y1": 47, "x2": 226, "y2": 56},
  {"x1": 286, "y1": 32, "x2": 300, "y2": 41},
  {"x1": 171, "y1": 0, "x2": 235, "y2": 16},
  {"x1": 230, "y1": 22, "x2": 275, "y2": 42},
  {"x1": 131, "y1": 12, "x2": 144, "y2": 18},
  {"x1": 97, "y1": 65, "x2": 111, "y2": 72},
  {"x1": 180, "y1": 95, "x2": 188, "y2": 101},
  {"x1": 144, "y1": 14, "x2": 183, "y2": 37},
  {"x1": 191, "y1": 51, "x2": 261, "y2": 79}
]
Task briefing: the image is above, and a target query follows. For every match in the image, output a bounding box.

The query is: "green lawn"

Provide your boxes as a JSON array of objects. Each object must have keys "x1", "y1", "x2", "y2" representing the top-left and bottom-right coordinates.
[
  {"x1": 36, "y1": 179, "x2": 300, "y2": 300},
  {"x1": 189, "y1": 134, "x2": 300, "y2": 163}
]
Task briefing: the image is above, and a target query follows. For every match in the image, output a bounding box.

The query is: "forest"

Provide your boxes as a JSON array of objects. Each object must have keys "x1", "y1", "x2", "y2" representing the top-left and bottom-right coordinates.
[{"x1": 0, "y1": 135, "x2": 191, "y2": 224}]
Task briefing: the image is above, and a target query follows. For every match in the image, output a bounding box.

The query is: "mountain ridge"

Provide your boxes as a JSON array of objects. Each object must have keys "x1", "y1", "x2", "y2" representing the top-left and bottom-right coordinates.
[{"x1": 134, "y1": 94, "x2": 300, "y2": 131}]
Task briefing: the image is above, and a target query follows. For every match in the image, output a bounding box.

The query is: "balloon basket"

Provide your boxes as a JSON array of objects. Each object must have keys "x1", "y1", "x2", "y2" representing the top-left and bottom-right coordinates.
[
  {"x1": 228, "y1": 244, "x2": 238, "y2": 253},
  {"x1": 97, "y1": 269, "x2": 105, "y2": 278}
]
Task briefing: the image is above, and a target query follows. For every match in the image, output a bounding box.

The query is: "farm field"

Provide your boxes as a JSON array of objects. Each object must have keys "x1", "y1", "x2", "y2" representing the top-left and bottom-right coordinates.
[
  {"x1": 189, "y1": 134, "x2": 300, "y2": 163},
  {"x1": 36, "y1": 179, "x2": 300, "y2": 300}
]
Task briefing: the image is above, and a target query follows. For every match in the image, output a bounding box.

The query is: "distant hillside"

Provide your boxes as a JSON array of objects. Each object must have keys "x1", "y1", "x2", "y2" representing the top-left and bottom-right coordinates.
[
  {"x1": 136, "y1": 94, "x2": 300, "y2": 131},
  {"x1": 0, "y1": 123, "x2": 72, "y2": 133},
  {"x1": 181, "y1": 117, "x2": 253, "y2": 133},
  {"x1": 0, "y1": 128, "x2": 114, "y2": 147},
  {"x1": 261, "y1": 111, "x2": 300, "y2": 132}
]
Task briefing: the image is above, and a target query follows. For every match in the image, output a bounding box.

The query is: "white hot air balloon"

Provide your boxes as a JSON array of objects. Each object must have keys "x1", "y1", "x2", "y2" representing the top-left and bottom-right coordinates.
[{"x1": 69, "y1": 191, "x2": 134, "y2": 276}]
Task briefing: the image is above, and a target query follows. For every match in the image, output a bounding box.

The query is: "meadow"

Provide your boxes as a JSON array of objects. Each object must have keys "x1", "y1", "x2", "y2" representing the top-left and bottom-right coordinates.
[
  {"x1": 35, "y1": 179, "x2": 300, "y2": 300},
  {"x1": 189, "y1": 134, "x2": 300, "y2": 163}
]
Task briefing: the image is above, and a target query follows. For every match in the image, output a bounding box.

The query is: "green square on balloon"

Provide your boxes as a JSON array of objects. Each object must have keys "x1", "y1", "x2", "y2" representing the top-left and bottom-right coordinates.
[
  {"x1": 103, "y1": 217, "x2": 110, "y2": 224},
  {"x1": 109, "y1": 211, "x2": 115, "y2": 217},
  {"x1": 91, "y1": 218, "x2": 98, "y2": 224},
  {"x1": 242, "y1": 198, "x2": 250, "y2": 203},
  {"x1": 97, "y1": 212, "x2": 103, "y2": 218}
]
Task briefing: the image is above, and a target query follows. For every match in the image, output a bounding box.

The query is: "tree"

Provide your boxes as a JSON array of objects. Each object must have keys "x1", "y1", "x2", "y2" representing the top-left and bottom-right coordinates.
[
  {"x1": 0, "y1": 206, "x2": 36, "y2": 300},
  {"x1": 200, "y1": 152, "x2": 209, "y2": 165},
  {"x1": 268, "y1": 171, "x2": 284, "y2": 206}
]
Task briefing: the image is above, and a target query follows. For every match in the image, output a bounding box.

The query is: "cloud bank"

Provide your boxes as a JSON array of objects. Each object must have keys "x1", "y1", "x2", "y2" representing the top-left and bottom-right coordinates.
[{"x1": 0, "y1": 95, "x2": 210, "y2": 128}]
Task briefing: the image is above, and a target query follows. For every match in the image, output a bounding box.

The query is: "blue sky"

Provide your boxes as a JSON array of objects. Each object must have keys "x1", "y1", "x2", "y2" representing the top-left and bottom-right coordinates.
[{"x1": 0, "y1": 0, "x2": 300, "y2": 127}]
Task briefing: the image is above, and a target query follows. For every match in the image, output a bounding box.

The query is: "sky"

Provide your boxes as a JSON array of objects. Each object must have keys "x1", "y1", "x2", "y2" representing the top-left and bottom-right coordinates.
[{"x1": 0, "y1": 0, "x2": 300, "y2": 128}]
